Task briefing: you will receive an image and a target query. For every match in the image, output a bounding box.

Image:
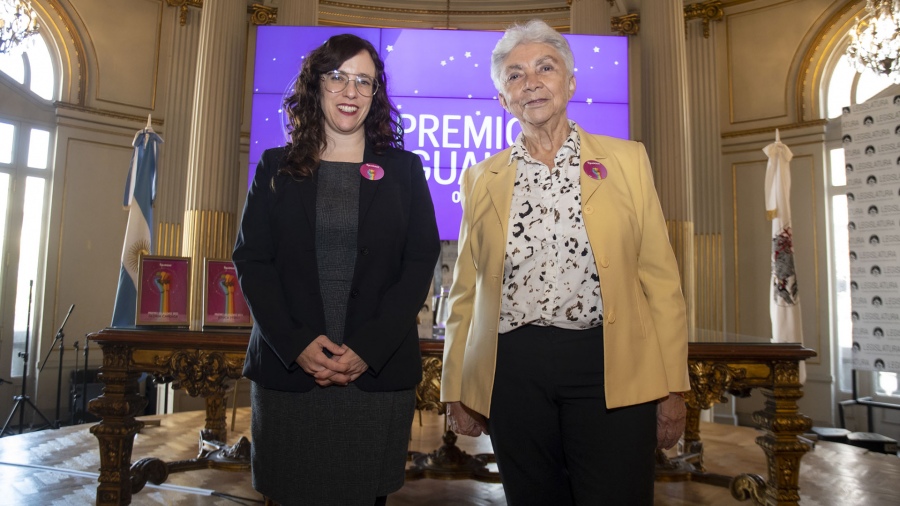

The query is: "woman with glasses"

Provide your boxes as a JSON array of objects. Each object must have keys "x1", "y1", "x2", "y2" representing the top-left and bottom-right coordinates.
[{"x1": 233, "y1": 34, "x2": 439, "y2": 506}]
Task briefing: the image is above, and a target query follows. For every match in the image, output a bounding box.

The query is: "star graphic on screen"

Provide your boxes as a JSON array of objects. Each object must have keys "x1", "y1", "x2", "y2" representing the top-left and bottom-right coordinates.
[
  {"x1": 415, "y1": 90, "x2": 419, "y2": 94},
  {"x1": 441, "y1": 61, "x2": 447, "y2": 66},
  {"x1": 468, "y1": 94, "x2": 472, "y2": 98},
  {"x1": 614, "y1": 61, "x2": 619, "y2": 65},
  {"x1": 593, "y1": 46, "x2": 600, "y2": 53},
  {"x1": 476, "y1": 111, "x2": 481, "y2": 116},
  {"x1": 474, "y1": 63, "x2": 479, "y2": 67},
  {"x1": 397, "y1": 104, "x2": 403, "y2": 110},
  {"x1": 465, "y1": 52, "x2": 472, "y2": 58},
  {"x1": 450, "y1": 56, "x2": 455, "y2": 61},
  {"x1": 574, "y1": 68, "x2": 578, "y2": 72},
  {"x1": 387, "y1": 45, "x2": 394, "y2": 52},
  {"x1": 586, "y1": 98, "x2": 593, "y2": 104},
  {"x1": 590, "y1": 66, "x2": 594, "y2": 70}
]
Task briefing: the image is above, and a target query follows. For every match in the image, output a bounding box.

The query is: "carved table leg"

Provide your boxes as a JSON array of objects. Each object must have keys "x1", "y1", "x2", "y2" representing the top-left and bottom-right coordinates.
[
  {"x1": 203, "y1": 392, "x2": 228, "y2": 442},
  {"x1": 682, "y1": 397, "x2": 704, "y2": 468},
  {"x1": 733, "y1": 361, "x2": 811, "y2": 506},
  {"x1": 89, "y1": 344, "x2": 148, "y2": 506}
]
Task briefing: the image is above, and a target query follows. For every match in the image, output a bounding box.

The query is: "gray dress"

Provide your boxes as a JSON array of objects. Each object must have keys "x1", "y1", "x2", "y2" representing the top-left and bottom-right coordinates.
[{"x1": 251, "y1": 161, "x2": 416, "y2": 505}]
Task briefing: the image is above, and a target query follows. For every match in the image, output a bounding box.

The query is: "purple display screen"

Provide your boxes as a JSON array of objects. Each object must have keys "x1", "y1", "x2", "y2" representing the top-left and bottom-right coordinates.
[{"x1": 250, "y1": 26, "x2": 629, "y2": 239}]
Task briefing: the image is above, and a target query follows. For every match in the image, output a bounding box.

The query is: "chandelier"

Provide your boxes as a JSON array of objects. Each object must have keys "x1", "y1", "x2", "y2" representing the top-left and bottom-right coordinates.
[{"x1": 0, "y1": 0, "x2": 40, "y2": 55}]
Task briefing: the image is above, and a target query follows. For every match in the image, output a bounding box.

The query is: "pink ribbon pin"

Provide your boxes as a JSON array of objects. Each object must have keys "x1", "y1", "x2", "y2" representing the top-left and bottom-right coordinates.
[
  {"x1": 583, "y1": 160, "x2": 607, "y2": 180},
  {"x1": 360, "y1": 163, "x2": 384, "y2": 181}
]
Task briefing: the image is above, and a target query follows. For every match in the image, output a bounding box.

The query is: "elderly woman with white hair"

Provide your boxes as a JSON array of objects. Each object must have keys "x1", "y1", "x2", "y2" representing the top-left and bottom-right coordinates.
[{"x1": 440, "y1": 19, "x2": 690, "y2": 505}]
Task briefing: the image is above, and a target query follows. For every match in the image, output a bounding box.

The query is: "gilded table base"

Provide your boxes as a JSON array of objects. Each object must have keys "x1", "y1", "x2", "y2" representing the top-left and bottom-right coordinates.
[
  {"x1": 130, "y1": 435, "x2": 251, "y2": 493},
  {"x1": 656, "y1": 343, "x2": 816, "y2": 506},
  {"x1": 406, "y1": 429, "x2": 500, "y2": 482},
  {"x1": 409, "y1": 340, "x2": 501, "y2": 483},
  {"x1": 87, "y1": 329, "x2": 248, "y2": 506}
]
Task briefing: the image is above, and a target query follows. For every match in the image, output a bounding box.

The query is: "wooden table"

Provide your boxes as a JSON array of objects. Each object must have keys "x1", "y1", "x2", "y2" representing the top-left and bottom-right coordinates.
[
  {"x1": 88, "y1": 329, "x2": 815, "y2": 506},
  {"x1": 671, "y1": 342, "x2": 817, "y2": 506},
  {"x1": 87, "y1": 328, "x2": 249, "y2": 506}
]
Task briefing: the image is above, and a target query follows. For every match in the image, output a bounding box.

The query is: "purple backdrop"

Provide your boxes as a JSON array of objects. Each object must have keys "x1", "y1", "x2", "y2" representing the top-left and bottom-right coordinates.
[{"x1": 250, "y1": 26, "x2": 629, "y2": 239}]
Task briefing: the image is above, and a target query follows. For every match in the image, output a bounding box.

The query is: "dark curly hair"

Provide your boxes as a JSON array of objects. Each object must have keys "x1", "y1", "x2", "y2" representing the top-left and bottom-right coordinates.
[{"x1": 280, "y1": 34, "x2": 403, "y2": 179}]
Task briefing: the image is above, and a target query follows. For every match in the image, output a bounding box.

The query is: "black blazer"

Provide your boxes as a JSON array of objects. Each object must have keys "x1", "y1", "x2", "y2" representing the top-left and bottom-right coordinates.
[{"x1": 233, "y1": 145, "x2": 440, "y2": 392}]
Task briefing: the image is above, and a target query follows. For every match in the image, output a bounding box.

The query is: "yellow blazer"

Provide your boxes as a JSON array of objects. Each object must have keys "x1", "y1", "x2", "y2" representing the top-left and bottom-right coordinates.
[{"x1": 440, "y1": 125, "x2": 690, "y2": 417}]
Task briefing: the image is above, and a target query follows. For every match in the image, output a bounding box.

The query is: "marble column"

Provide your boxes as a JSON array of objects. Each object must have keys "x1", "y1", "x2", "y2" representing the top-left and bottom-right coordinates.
[
  {"x1": 277, "y1": 0, "x2": 319, "y2": 25},
  {"x1": 570, "y1": 0, "x2": 612, "y2": 35},
  {"x1": 640, "y1": 1, "x2": 696, "y2": 334},
  {"x1": 156, "y1": 10, "x2": 201, "y2": 257},
  {"x1": 182, "y1": 0, "x2": 247, "y2": 329},
  {"x1": 686, "y1": 5, "x2": 725, "y2": 342}
]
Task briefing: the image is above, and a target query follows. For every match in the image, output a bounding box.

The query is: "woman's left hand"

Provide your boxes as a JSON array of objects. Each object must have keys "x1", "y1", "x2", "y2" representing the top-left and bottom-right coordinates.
[
  {"x1": 325, "y1": 345, "x2": 369, "y2": 386},
  {"x1": 656, "y1": 393, "x2": 687, "y2": 450}
]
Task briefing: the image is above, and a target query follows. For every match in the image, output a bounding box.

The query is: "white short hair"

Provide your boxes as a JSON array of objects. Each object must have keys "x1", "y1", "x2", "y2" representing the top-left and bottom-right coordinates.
[{"x1": 490, "y1": 19, "x2": 575, "y2": 93}]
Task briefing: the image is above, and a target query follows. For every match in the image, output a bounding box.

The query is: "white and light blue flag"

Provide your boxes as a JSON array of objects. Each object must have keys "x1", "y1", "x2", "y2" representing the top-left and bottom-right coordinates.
[{"x1": 111, "y1": 126, "x2": 162, "y2": 327}]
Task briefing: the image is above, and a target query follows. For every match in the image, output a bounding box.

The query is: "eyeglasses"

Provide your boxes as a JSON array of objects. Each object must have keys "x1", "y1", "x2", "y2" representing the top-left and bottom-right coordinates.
[{"x1": 321, "y1": 70, "x2": 378, "y2": 97}]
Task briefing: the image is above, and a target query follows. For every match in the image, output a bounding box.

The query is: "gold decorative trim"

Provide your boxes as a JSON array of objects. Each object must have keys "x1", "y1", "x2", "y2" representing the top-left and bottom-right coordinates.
[
  {"x1": 183, "y1": 209, "x2": 237, "y2": 330},
  {"x1": 319, "y1": 1, "x2": 569, "y2": 17},
  {"x1": 668, "y1": 220, "x2": 696, "y2": 334},
  {"x1": 416, "y1": 356, "x2": 444, "y2": 413},
  {"x1": 721, "y1": 119, "x2": 828, "y2": 139},
  {"x1": 731, "y1": 164, "x2": 740, "y2": 333},
  {"x1": 167, "y1": 0, "x2": 203, "y2": 27},
  {"x1": 567, "y1": 0, "x2": 615, "y2": 5},
  {"x1": 684, "y1": 0, "x2": 724, "y2": 38},
  {"x1": 45, "y1": 0, "x2": 87, "y2": 105},
  {"x1": 611, "y1": 13, "x2": 639, "y2": 36},
  {"x1": 248, "y1": 3, "x2": 277, "y2": 26},
  {"x1": 795, "y1": 1, "x2": 865, "y2": 121},
  {"x1": 693, "y1": 233, "x2": 724, "y2": 342},
  {"x1": 318, "y1": 12, "x2": 570, "y2": 31},
  {"x1": 55, "y1": 101, "x2": 163, "y2": 125},
  {"x1": 156, "y1": 222, "x2": 183, "y2": 257}
]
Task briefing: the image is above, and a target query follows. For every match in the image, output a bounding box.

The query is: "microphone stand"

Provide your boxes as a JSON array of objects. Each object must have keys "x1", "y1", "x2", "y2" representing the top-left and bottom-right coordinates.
[
  {"x1": 81, "y1": 337, "x2": 90, "y2": 422},
  {"x1": 1, "y1": 281, "x2": 53, "y2": 436},
  {"x1": 38, "y1": 304, "x2": 75, "y2": 429},
  {"x1": 71, "y1": 340, "x2": 80, "y2": 425}
]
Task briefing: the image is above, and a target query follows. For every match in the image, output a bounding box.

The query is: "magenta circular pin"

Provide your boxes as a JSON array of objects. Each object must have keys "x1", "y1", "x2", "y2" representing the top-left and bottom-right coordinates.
[
  {"x1": 583, "y1": 160, "x2": 607, "y2": 180},
  {"x1": 360, "y1": 163, "x2": 384, "y2": 181}
]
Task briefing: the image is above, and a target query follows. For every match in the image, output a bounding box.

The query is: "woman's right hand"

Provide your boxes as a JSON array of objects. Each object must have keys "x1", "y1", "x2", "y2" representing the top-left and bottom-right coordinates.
[
  {"x1": 295, "y1": 335, "x2": 347, "y2": 386},
  {"x1": 446, "y1": 401, "x2": 488, "y2": 437}
]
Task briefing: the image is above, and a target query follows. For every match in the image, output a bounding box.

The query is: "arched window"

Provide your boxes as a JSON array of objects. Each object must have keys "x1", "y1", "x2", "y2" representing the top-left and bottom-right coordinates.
[
  {"x1": 823, "y1": 53, "x2": 899, "y2": 399},
  {"x1": 0, "y1": 33, "x2": 56, "y2": 378}
]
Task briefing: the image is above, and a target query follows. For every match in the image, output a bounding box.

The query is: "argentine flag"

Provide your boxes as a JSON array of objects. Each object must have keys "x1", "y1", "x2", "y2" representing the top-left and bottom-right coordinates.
[{"x1": 111, "y1": 127, "x2": 162, "y2": 327}]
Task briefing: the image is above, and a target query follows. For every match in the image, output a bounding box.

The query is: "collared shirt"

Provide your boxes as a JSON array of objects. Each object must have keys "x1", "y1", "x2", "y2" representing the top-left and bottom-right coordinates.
[{"x1": 498, "y1": 121, "x2": 603, "y2": 334}]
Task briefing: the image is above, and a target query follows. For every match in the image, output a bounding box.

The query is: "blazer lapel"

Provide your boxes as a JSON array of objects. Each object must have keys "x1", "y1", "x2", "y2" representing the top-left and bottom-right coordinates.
[
  {"x1": 297, "y1": 171, "x2": 318, "y2": 231},
  {"x1": 485, "y1": 154, "x2": 516, "y2": 242},
  {"x1": 578, "y1": 125, "x2": 610, "y2": 205}
]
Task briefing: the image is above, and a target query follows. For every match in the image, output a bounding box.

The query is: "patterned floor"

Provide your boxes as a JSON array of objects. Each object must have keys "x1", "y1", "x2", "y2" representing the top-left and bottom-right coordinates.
[{"x1": 0, "y1": 407, "x2": 898, "y2": 505}]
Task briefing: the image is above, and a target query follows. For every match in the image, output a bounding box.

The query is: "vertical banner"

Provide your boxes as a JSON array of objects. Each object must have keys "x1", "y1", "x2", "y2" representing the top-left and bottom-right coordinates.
[
  {"x1": 764, "y1": 129, "x2": 805, "y2": 382},
  {"x1": 842, "y1": 96, "x2": 900, "y2": 374}
]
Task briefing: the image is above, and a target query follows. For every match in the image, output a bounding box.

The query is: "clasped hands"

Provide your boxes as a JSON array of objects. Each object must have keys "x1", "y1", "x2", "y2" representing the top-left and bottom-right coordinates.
[{"x1": 295, "y1": 335, "x2": 369, "y2": 387}]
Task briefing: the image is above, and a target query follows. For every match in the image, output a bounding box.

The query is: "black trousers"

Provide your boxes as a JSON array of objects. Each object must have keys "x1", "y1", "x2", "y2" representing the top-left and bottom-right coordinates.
[{"x1": 487, "y1": 325, "x2": 657, "y2": 506}]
